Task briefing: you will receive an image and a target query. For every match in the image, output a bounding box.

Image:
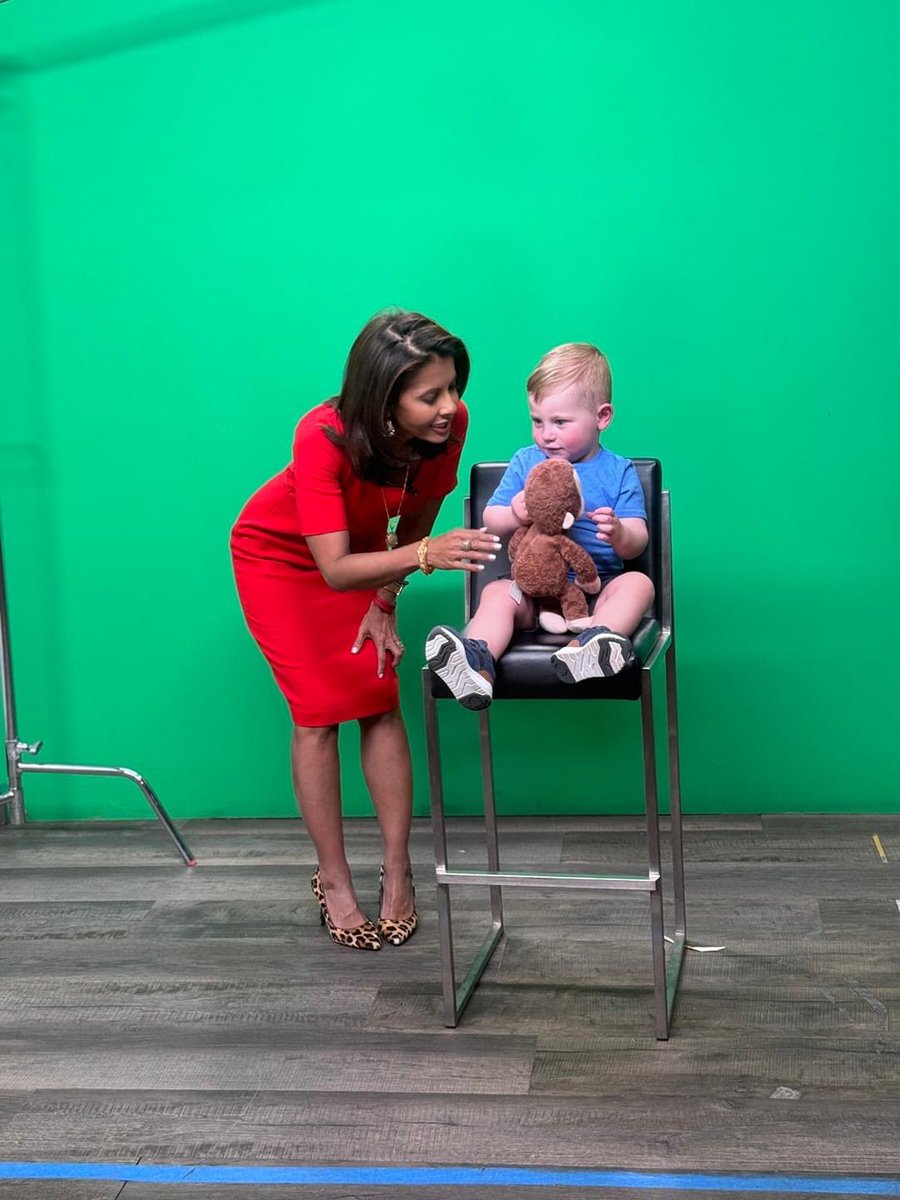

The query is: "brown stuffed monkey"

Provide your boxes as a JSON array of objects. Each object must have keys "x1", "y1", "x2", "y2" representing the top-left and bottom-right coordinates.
[{"x1": 508, "y1": 457, "x2": 601, "y2": 633}]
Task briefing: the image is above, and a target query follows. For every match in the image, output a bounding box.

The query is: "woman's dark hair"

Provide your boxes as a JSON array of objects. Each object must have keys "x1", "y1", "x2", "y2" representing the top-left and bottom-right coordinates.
[{"x1": 326, "y1": 309, "x2": 470, "y2": 483}]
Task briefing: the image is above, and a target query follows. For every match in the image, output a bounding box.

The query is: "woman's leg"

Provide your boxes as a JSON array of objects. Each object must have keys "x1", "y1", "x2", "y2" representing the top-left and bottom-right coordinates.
[
  {"x1": 291, "y1": 724, "x2": 368, "y2": 928},
  {"x1": 358, "y1": 707, "x2": 415, "y2": 921}
]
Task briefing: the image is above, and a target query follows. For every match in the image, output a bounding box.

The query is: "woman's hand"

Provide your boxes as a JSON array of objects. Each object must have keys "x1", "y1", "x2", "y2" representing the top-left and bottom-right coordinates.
[
  {"x1": 424, "y1": 526, "x2": 502, "y2": 572},
  {"x1": 351, "y1": 604, "x2": 405, "y2": 678}
]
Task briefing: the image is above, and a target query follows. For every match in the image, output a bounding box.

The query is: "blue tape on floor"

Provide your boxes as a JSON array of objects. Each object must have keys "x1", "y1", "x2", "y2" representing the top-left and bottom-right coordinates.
[{"x1": 0, "y1": 1163, "x2": 899, "y2": 1192}]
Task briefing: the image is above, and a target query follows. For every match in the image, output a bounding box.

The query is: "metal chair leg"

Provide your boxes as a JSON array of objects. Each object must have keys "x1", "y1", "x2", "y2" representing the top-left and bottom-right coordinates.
[
  {"x1": 478, "y1": 709, "x2": 503, "y2": 929},
  {"x1": 640, "y1": 664, "x2": 670, "y2": 1039},
  {"x1": 424, "y1": 672, "x2": 459, "y2": 1026},
  {"x1": 667, "y1": 642, "x2": 687, "y2": 939},
  {"x1": 425, "y1": 670, "x2": 505, "y2": 1027},
  {"x1": 639, "y1": 647, "x2": 687, "y2": 1040}
]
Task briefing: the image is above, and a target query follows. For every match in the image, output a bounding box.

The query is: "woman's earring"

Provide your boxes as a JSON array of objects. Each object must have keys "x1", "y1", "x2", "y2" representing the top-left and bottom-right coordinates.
[{"x1": 385, "y1": 418, "x2": 396, "y2": 438}]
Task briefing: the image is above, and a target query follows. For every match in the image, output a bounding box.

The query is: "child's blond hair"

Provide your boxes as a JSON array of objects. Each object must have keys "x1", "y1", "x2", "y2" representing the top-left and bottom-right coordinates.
[{"x1": 526, "y1": 342, "x2": 612, "y2": 412}]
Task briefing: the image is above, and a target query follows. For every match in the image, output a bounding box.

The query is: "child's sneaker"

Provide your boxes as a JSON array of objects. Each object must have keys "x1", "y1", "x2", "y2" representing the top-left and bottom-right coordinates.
[
  {"x1": 550, "y1": 626, "x2": 636, "y2": 684},
  {"x1": 425, "y1": 625, "x2": 496, "y2": 710}
]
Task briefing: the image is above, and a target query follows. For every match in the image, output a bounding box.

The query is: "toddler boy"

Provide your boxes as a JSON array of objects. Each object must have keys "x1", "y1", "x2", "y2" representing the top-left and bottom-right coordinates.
[{"x1": 426, "y1": 343, "x2": 653, "y2": 709}]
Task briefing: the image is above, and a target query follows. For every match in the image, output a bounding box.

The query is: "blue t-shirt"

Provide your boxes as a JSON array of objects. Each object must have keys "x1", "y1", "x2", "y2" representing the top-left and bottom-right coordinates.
[{"x1": 487, "y1": 445, "x2": 647, "y2": 576}]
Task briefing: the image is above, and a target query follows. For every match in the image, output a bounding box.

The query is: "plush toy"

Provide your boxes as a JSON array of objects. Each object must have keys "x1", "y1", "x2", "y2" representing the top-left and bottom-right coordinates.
[{"x1": 508, "y1": 457, "x2": 601, "y2": 633}]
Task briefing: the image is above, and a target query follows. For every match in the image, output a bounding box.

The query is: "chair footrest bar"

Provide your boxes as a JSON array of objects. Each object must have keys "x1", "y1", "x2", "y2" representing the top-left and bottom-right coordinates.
[{"x1": 436, "y1": 867, "x2": 660, "y2": 891}]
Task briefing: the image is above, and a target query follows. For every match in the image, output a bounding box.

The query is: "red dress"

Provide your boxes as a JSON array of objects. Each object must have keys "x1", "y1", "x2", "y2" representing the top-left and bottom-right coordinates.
[{"x1": 231, "y1": 401, "x2": 468, "y2": 726}]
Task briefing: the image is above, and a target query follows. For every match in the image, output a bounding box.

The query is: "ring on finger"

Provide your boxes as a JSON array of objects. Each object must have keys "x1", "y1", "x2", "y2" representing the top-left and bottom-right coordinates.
[{"x1": 462, "y1": 538, "x2": 471, "y2": 552}]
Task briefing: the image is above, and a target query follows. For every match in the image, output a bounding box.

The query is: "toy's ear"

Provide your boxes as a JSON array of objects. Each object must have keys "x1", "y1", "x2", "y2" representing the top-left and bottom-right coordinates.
[{"x1": 562, "y1": 511, "x2": 576, "y2": 530}]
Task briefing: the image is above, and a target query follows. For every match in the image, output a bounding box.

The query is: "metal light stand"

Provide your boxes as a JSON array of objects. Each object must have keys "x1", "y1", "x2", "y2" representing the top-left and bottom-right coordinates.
[{"x1": 0, "y1": 514, "x2": 197, "y2": 865}]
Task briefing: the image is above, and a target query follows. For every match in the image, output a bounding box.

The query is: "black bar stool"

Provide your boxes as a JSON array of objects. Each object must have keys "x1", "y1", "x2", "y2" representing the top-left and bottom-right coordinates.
[{"x1": 422, "y1": 459, "x2": 686, "y2": 1039}]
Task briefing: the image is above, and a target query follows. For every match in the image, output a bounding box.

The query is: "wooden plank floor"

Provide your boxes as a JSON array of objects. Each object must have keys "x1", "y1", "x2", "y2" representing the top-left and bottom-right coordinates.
[{"x1": 1, "y1": 813, "x2": 899, "y2": 1199}]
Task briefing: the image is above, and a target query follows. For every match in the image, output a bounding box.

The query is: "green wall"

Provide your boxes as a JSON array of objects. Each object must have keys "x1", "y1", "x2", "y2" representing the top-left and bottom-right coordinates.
[{"x1": 2, "y1": 0, "x2": 899, "y2": 820}]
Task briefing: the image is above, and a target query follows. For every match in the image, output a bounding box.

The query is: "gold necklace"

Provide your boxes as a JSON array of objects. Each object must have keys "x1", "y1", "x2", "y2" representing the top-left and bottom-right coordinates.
[{"x1": 381, "y1": 464, "x2": 410, "y2": 550}]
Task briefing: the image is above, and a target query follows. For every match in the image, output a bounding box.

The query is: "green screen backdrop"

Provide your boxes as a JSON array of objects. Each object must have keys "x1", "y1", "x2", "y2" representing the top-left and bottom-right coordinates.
[{"x1": 2, "y1": 0, "x2": 899, "y2": 820}]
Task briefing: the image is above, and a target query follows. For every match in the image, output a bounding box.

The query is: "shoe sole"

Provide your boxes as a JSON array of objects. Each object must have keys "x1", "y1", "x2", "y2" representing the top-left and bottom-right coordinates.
[
  {"x1": 425, "y1": 626, "x2": 493, "y2": 710},
  {"x1": 551, "y1": 631, "x2": 635, "y2": 684}
]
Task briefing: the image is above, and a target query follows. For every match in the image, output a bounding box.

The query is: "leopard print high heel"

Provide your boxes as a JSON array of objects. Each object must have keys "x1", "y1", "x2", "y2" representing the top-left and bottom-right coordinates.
[
  {"x1": 377, "y1": 864, "x2": 418, "y2": 946},
  {"x1": 311, "y1": 869, "x2": 381, "y2": 951}
]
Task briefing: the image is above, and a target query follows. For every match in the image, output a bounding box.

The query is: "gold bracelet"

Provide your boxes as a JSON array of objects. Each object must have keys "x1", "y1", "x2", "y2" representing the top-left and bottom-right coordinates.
[{"x1": 416, "y1": 537, "x2": 434, "y2": 575}]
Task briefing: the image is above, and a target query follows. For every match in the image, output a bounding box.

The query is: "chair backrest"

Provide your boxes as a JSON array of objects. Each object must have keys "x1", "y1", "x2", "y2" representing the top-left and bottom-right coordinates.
[{"x1": 466, "y1": 459, "x2": 663, "y2": 624}]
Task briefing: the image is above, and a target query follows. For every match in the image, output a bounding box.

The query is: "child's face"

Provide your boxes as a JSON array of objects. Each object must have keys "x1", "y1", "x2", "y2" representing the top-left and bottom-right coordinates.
[{"x1": 528, "y1": 384, "x2": 611, "y2": 464}]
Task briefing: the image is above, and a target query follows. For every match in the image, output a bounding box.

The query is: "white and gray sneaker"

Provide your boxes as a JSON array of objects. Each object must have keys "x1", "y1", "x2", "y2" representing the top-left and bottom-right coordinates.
[
  {"x1": 550, "y1": 626, "x2": 636, "y2": 684},
  {"x1": 425, "y1": 625, "x2": 496, "y2": 710}
]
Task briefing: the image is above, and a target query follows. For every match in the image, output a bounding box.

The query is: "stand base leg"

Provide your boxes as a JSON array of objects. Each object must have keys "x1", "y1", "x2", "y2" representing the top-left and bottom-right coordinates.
[{"x1": 18, "y1": 761, "x2": 197, "y2": 866}]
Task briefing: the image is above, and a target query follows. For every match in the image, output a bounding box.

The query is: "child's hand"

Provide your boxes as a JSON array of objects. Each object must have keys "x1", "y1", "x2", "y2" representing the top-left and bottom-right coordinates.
[
  {"x1": 588, "y1": 506, "x2": 621, "y2": 545},
  {"x1": 511, "y1": 490, "x2": 531, "y2": 525}
]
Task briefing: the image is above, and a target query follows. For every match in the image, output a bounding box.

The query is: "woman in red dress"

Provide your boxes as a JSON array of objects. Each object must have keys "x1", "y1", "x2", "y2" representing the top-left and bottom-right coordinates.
[{"x1": 231, "y1": 311, "x2": 501, "y2": 950}]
